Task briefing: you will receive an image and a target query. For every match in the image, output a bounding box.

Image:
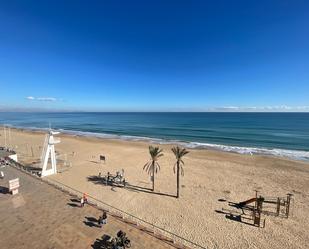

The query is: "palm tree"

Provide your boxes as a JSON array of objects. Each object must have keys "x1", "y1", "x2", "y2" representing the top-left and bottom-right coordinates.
[
  {"x1": 172, "y1": 146, "x2": 189, "y2": 198},
  {"x1": 143, "y1": 146, "x2": 164, "y2": 191}
]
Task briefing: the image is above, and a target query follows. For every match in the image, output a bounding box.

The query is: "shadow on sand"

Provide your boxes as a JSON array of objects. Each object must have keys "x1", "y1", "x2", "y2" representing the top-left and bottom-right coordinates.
[
  {"x1": 215, "y1": 198, "x2": 258, "y2": 227},
  {"x1": 86, "y1": 160, "x2": 101, "y2": 164},
  {"x1": 91, "y1": 234, "x2": 112, "y2": 249},
  {"x1": 0, "y1": 186, "x2": 9, "y2": 194},
  {"x1": 87, "y1": 175, "x2": 176, "y2": 198},
  {"x1": 84, "y1": 216, "x2": 101, "y2": 228},
  {"x1": 67, "y1": 197, "x2": 82, "y2": 207},
  {"x1": 215, "y1": 209, "x2": 256, "y2": 227},
  {"x1": 67, "y1": 203, "x2": 80, "y2": 208}
]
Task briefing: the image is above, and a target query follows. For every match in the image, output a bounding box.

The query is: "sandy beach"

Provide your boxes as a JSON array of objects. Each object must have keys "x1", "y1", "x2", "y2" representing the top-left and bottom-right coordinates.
[{"x1": 2, "y1": 127, "x2": 309, "y2": 249}]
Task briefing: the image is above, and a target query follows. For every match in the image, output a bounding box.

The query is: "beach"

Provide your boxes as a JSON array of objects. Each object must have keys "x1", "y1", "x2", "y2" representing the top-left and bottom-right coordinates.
[{"x1": 2, "y1": 127, "x2": 309, "y2": 249}]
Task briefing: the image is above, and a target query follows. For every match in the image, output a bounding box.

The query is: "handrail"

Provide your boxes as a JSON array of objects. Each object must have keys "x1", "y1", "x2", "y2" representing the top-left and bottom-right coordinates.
[{"x1": 8, "y1": 159, "x2": 207, "y2": 249}]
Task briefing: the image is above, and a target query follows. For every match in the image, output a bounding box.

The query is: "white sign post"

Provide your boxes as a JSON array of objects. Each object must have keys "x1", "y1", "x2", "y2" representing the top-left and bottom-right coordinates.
[{"x1": 9, "y1": 178, "x2": 20, "y2": 195}]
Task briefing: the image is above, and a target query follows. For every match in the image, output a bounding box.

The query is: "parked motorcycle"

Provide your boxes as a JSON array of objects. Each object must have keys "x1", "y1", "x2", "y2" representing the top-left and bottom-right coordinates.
[{"x1": 102, "y1": 230, "x2": 131, "y2": 249}]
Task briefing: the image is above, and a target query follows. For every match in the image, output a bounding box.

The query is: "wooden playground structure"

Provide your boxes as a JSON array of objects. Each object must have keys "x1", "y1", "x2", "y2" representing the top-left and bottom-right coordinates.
[{"x1": 226, "y1": 191, "x2": 293, "y2": 228}]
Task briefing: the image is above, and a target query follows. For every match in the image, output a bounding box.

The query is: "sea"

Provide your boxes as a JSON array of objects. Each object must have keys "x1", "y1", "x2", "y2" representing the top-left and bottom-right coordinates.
[{"x1": 0, "y1": 112, "x2": 308, "y2": 162}]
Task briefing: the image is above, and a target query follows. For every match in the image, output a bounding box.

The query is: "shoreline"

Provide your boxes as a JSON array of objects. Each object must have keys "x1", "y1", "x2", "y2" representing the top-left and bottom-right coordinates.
[{"x1": 1, "y1": 125, "x2": 309, "y2": 163}]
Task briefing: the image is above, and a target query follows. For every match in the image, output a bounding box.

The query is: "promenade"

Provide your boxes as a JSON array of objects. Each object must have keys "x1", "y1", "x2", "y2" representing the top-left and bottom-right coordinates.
[{"x1": 0, "y1": 165, "x2": 178, "y2": 249}]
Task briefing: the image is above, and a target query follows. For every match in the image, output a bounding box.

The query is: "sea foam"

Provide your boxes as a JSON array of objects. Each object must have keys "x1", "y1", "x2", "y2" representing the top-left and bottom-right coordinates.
[{"x1": 9, "y1": 125, "x2": 309, "y2": 162}]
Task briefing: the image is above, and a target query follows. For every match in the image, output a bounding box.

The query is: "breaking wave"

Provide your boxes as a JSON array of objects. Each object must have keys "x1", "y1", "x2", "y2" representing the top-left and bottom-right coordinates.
[{"x1": 8, "y1": 125, "x2": 309, "y2": 162}]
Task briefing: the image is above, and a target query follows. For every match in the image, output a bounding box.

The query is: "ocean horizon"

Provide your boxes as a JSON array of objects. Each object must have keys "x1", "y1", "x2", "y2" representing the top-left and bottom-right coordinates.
[{"x1": 0, "y1": 112, "x2": 309, "y2": 161}]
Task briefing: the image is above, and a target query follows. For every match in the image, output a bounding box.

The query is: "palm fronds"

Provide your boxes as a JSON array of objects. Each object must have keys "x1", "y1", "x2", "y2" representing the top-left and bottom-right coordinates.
[
  {"x1": 149, "y1": 146, "x2": 164, "y2": 161},
  {"x1": 172, "y1": 146, "x2": 189, "y2": 176},
  {"x1": 143, "y1": 146, "x2": 163, "y2": 175},
  {"x1": 172, "y1": 146, "x2": 189, "y2": 198},
  {"x1": 143, "y1": 161, "x2": 161, "y2": 175},
  {"x1": 173, "y1": 162, "x2": 185, "y2": 176},
  {"x1": 143, "y1": 146, "x2": 164, "y2": 191},
  {"x1": 171, "y1": 146, "x2": 189, "y2": 160}
]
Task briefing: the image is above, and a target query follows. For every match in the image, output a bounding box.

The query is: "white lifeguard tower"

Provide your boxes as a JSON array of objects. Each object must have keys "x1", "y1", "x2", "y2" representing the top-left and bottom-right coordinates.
[{"x1": 41, "y1": 130, "x2": 61, "y2": 177}]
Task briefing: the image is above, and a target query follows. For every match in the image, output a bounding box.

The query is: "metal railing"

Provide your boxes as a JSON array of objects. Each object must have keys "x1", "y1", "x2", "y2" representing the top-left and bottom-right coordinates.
[{"x1": 7, "y1": 159, "x2": 207, "y2": 249}]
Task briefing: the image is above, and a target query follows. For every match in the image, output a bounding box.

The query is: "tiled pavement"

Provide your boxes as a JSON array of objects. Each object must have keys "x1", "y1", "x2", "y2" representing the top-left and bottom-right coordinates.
[{"x1": 0, "y1": 165, "x2": 180, "y2": 249}]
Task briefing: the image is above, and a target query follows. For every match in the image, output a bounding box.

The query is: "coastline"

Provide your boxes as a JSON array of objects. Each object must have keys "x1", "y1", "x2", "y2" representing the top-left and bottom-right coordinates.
[
  {"x1": 2, "y1": 125, "x2": 309, "y2": 163},
  {"x1": 1, "y1": 127, "x2": 309, "y2": 248}
]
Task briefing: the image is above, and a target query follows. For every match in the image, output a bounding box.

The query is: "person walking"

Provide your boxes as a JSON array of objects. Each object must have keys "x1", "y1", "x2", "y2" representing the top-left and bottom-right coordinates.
[
  {"x1": 98, "y1": 214, "x2": 103, "y2": 227},
  {"x1": 102, "y1": 211, "x2": 107, "y2": 224},
  {"x1": 80, "y1": 196, "x2": 84, "y2": 207},
  {"x1": 98, "y1": 211, "x2": 107, "y2": 227},
  {"x1": 83, "y1": 193, "x2": 88, "y2": 204}
]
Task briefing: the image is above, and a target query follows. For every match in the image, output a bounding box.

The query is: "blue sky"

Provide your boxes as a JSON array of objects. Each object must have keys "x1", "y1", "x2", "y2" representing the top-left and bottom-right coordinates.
[{"x1": 0, "y1": 0, "x2": 308, "y2": 112}]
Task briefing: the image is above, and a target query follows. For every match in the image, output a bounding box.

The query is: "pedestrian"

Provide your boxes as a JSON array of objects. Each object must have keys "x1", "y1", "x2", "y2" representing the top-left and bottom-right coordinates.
[
  {"x1": 98, "y1": 215, "x2": 103, "y2": 226},
  {"x1": 80, "y1": 196, "x2": 84, "y2": 207},
  {"x1": 102, "y1": 211, "x2": 107, "y2": 224},
  {"x1": 83, "y1": 193, "x2": 88, "y2": 204}
]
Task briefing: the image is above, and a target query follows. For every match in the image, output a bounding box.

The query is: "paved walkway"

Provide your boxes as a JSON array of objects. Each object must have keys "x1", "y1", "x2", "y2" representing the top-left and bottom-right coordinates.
[{"x1": 0, "y1": 165, "x2": 179, "y2": 249}]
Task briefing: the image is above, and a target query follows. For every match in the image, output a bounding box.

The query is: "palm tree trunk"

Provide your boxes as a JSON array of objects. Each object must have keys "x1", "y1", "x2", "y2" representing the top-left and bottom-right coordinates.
[
  {"x1": 152, "y1": 161, "x2": 155, "y2": 191},
  {"x1": 176, "y1": 161, "x2": 180, "y2": 198}
]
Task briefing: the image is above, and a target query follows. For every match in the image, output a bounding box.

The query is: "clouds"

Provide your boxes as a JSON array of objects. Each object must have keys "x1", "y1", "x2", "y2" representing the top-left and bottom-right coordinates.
[
  {"x1": 20, "y1": 97, "x2": 309, "y2": 112},
  {"x1": 26, "y1": 96, "x2": 58, "y2": 102},
  {"x1": 37, "y1": 97, "x2": 57, "y2": 102},
  {"x1": 208, "y1": 105, "x2": 309, "y2": 112}
]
